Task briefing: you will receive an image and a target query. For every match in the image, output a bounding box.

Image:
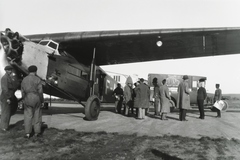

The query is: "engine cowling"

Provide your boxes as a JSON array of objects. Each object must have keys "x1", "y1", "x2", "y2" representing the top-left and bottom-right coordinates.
[{"x1": 0, "y1": 29, "x2": 23, "y2": 62}]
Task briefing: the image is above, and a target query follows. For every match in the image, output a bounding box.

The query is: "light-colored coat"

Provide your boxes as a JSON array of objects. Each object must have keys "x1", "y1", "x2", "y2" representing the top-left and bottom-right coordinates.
[
  {"x1": 177, "y1": 80, "x2": 190, "y2": 110},
  {"x1": 124, "y1": 85, "x2": 133, "y2": 103},
  {"x1": 159, "y1": 84, "x2": 171, "y2": 113}
]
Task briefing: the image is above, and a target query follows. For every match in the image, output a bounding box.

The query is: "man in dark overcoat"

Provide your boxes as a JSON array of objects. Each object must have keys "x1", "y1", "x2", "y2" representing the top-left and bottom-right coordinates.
[
  {"x1": 177, "y1": 75, "x2": 190, "y2": 121},
  {"x1": 0, "y1": 65, "x2": 19, "y2": 131},
  {"x1": 159, "y1": 79, "x2": 171, "y2": 120},
  {"x1": 197, "y1": 78, "x2": 207, "y2": 119},
  {"x1": 21, "y1": 65, "x2": 44, "y2": 138},
  {"x1": 152, "y1": 77, "x2": 161, "y2": 117},
  {"x1": 136, "y1": 78, "x2": 150, "y2": 119}
]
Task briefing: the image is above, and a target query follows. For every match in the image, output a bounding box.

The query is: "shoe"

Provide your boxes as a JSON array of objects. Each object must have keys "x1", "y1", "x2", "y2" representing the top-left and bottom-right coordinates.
[
  {"x1": 24, "y1": 134, "x2": 30, "y2": 139},
  {"x1": 183, "y1": 119, "x2": 188, "y2": 121},
  {"x1": 34, "y1": 133, "x2": 42, "y2": 137},
  {"x1": 2, "y1": 128, "x2": 8, "y2": 132},
  {"x1": 216, "y1": 116, "x2": 221, "y2": 118}
]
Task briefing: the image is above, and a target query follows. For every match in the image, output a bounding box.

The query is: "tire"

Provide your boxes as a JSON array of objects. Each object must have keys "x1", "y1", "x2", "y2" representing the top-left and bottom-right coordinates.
[{"x1": 84, "y1": 95, "x2": 101, "y2": 121}]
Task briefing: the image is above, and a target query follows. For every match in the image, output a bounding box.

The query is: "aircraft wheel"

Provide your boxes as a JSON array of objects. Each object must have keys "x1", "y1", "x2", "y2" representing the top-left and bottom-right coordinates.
[{"x1": 84, "y1": 95, "x2": 101, "y2": 121}]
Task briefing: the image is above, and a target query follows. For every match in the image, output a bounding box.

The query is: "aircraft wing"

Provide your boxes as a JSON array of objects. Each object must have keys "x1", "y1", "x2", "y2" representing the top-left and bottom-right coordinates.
[{"x1": 25, "y1": 27, "x2": 240, "y2": 65}]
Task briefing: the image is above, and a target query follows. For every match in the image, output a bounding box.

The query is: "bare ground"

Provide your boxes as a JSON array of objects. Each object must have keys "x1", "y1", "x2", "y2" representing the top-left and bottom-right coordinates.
[
  {"x1": 1, "y1": 101, "x2": 240, "y2": 160},
  {"x1": 0, "y1": 120, "x2": 240, "y2": 160}
]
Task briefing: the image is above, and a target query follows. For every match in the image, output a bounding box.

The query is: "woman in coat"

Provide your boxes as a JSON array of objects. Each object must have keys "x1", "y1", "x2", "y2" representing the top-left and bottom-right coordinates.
[{"x1": 159, "y1": 79, "x2": 171, "y2": 120}]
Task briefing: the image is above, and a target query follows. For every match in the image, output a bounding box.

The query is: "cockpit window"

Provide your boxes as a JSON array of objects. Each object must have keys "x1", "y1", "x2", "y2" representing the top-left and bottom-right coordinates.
[
  {"x1": 39, "y1": 41, "x2": 49, "y2": 45},
  {"x1": 48, "y1": 42, "x2": 57, "y2": 50}
]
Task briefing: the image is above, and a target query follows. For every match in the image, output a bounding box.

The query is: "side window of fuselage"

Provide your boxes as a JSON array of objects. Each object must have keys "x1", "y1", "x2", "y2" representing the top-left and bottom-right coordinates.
[{"x1": 67, "y1": 65, "x2": 89, "y2": 80}]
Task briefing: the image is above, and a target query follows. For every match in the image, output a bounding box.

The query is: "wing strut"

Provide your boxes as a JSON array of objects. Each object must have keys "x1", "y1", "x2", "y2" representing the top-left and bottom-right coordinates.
[{"x1": 90, "y1": 48, "x2": 96, "y2": 96}]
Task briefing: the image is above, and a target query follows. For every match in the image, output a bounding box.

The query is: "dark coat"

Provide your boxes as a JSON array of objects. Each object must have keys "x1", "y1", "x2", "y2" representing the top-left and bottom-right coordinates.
[
  {"x1": 133, "y1": 86, "x2": 140, "y2": 108},
  {"x1": 197, "y1": 87, "x2": 207, "y2": 100},
  {"x1": 0, "y1": 73, "x2": 19, "y2": 102},
  {"x1": 0, "y1": 72, "x2": 19, "y2": 129},
  {"x1": 177, "y1": 80, "x2": 190, "y2": 110},
  {"x1": 153, "y1": 84, "x2": 160, "y2": 99},
  {"x1": 113, "y1": 87, "x2": 123, "y2": 101},
  {"x1": 135, "y1": 83, "x2": 150, "y2": 109},
  {"x1": 159, "y1": 84, "x2": 171, "y2": 113}
]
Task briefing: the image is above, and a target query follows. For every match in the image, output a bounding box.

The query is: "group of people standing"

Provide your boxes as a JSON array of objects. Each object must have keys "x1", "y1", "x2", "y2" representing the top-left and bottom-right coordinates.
[
  {"x1": 0, "y1": 65, "x2": 44, "y2": 139},
  {"x1": 177, "y1": 75, "x2": 223, "y2": 121},
  {"x1": 113, "y1": 75, "x2": 223, "y2": 122},
  {"x1": 113, "y1": 76, "x2": 173, "y2": 120},
  {"x1": 113, "y1": 78, "x2": 150, "y2": 120}
]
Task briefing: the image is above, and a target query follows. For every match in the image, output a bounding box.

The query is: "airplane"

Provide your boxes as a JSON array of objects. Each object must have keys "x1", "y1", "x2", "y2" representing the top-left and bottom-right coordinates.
[{"x1": 1, "y1": 27, "x2": 240, "y2": 120}]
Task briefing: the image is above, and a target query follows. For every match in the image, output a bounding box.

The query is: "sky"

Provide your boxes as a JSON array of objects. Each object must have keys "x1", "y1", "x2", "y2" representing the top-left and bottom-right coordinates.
[{"x1": 1, "y1": 0, "x2": 240, "y2": 94}]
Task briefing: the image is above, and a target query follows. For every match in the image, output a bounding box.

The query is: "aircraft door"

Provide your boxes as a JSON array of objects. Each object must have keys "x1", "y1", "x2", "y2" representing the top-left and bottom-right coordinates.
[{"x1": 94, "y1": 70, "x2": 106, "y2": 100}]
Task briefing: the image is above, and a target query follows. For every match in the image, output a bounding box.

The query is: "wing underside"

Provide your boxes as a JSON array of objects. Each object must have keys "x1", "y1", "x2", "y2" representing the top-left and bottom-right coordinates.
[{"x1": 25, "y1": 27, "x2": 240, "y2": 65}]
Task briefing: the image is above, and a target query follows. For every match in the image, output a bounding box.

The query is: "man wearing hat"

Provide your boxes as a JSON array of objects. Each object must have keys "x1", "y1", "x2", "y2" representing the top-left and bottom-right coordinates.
[
  {"x1": 152, "y1": 77, "x2": 161, "y2": 117},
  {"x1": 112, "y1": 83, "x2": 124, "y2": 114},
  {"x1": 177, "y1": 75, "x2": 191, "y2": 121},
  {"x1": 0, "y1": 65, "x2": 19, "y2": 131},
  {"x1": 136, "y1": 78, "x2": 150, "y2": 119},
  {"x1": 21, "y1": 65, "x2": 44, "y2": 138},
  {"x1": 159, "y1": 79, "x2": 171, "y2": 120},
  {"x1": 197, "y1": 78, "x2": 207, "y2": 119}
]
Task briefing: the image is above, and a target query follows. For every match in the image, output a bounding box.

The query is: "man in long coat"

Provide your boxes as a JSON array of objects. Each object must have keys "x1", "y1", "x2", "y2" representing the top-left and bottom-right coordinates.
[
  {"x1": 133, "y1": 81, "x2": 140, "y2": 117},
  {"x1": 123, "y1": 77, "x2": 133, "y2": 116},
  {"x1": 21, "y1": 65, "x2": 44, "y2": 138},
  {"x1": 136, "y1": 78, "x2": 150, "y2": 119},
  {"x1": 152, "y1": 78, "x2": 161, "y2": 117},
  {"x1": 0, "y1": 65, "x2": 19, "y2": 131},
  {"x1": 159, "y1": 79, "x2": 171, "y2": 120},
  {"x1": 177, "y1": 75, "x2": 190, "y2": 121}
]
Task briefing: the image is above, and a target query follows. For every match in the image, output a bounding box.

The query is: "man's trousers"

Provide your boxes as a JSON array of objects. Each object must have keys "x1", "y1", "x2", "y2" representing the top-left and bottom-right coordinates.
[{"x1": 24, "y1": 102, "x2": 42, "y2": 134}]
